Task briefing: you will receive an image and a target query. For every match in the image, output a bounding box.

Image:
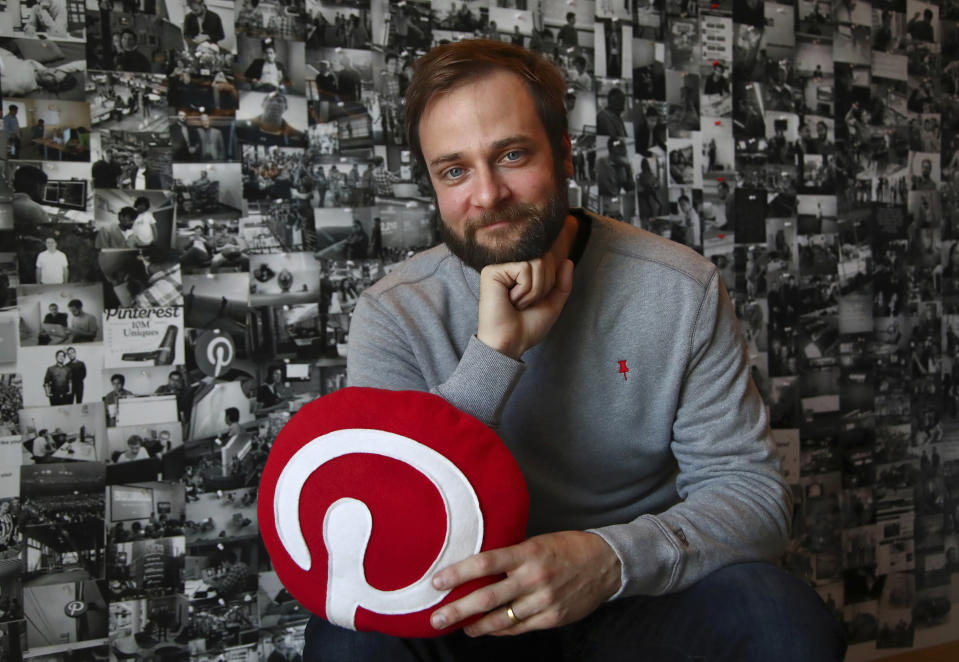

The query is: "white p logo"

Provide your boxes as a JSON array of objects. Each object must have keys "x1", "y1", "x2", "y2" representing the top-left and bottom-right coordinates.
[{"x1": 272, "y1": 428, "x2": 484, "y2": 630}]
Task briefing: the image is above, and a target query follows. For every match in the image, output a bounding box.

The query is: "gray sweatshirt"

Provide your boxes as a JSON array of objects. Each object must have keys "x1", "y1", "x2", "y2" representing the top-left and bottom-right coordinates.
[{"x1": 346, "y1": 209, "x2": 792, "y2": 598}]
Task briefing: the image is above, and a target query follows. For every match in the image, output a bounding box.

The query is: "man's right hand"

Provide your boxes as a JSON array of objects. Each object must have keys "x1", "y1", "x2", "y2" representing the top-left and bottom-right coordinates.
[{"x1": 476, "y1": 255, "x2": 574, "y2": 361}]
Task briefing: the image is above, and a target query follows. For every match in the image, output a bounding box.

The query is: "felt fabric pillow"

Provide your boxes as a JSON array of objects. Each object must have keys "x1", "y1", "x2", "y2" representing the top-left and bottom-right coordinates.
[
  {"x1": 258, "y1": 387, "x2": 529, "y2": 638},
  {"x1": 14, "y1": 38, "x2": 64, "y2": 63}
]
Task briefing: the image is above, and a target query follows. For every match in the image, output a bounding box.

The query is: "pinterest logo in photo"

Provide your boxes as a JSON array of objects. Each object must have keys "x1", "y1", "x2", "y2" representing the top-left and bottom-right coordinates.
[{"x1": 258, "y1": 387, "x2": 529, "y2": 638}]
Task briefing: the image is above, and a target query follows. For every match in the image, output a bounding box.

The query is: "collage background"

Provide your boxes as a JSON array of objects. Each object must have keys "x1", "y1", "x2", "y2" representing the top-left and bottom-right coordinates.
[{"x1": 0, "y1": 0, "x2": 959, "y2": 659}]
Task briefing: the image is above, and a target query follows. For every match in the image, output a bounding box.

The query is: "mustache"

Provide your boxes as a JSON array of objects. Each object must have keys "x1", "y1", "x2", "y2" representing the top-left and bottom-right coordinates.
[{"x1": 467, "y1": 203, "x2": 542, "y2": 230}]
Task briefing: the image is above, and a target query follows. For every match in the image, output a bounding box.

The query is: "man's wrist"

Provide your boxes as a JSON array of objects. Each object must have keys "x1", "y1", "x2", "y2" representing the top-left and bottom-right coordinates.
[{"x1": 476, "y1": 332, "x2": 524, "y2": 361}]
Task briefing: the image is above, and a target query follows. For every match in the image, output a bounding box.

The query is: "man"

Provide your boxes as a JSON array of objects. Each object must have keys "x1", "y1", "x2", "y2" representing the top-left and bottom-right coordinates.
[
  {"x1": 907, "y1": 9, "x2": 935, "y2": 42},
  {"x1": 595, "y1": 136, "x2": 634, "y2": 220},
  {"x1": 39, "y1": 303, "x2": 68, "y2": 344},
  {"x1": 104, "y1": 373, "x2": 135, "y2": 426},
  {"x1": 557, "y1": 11, "x2": 578, "y2": 51},
  {"x1": 676, "y1": 193, "x2": 701, "y2": 247},
  {"x1": 306, "y1": 40, "x2": 844, "y2": 661},
  {"x1": 221, "y1": 407, "x2": 249, "y2": 448},
  {"x1": 31, "y1": 119, "x2": 45, "y2": 157},
  {"x1": 12, "y1": 165, "x2": 51, "y2": 228},
  {"x1": 132, "y1": 196, "x2": 158, "y2": 247},
  {"x1": 154, "y1": 369, "x2": 192, "y2": 424},
  {"x1": 117, "y1": 434, "x2": 150, "y2": 462},
  {"x1": 124, "y1": 151, "x2": 163, "y2": 189},
  {"x1": 66, "y1": 346, "x2": 85, "y2": 403},
  {"x1": 813, "y1": 120, "x2": 833, "y2": 156},
  {"x1": 96, "y1": 206, "x2": 137, "y2": 249},
  {"x1": 369, "y1": 155, "x2": 400, "y2": 198},
  {"x1": 596, "y1": 87, "x2": 627, "y2": 137},
  {"x1": 194, "y1": 113, "x2": 225, "y2": 161},
  {"x1": 335, "y1": 53, "x2": 362, "y2": 104},
  {"x1": 171, "y1": 111, "x2": 194, "y2": 161},
  {"x1": 66, "y1": 299, "x2": 98, "y2": 342},
  {"x1": 36, "y1": 237, "x2": 68, "y2": 284},
  {"x1": 115, "y1": 30, "x2": 152, "y2": 73},
  {"x1": 183, "y1": 0, "x2": 225, "y2": 46},
  {"x1": 3, "y1": 105, "x2": 20, "y2": 159},
  {"x1": 92, "y1": 148, "x2": 123, "y2": 188},
  {"x1": 703, "y1": 62, "x2": 729, "y2": 96},
  {"x1": 914, "y1": 157, "x2": 938, "y2": 191},
  {"x1": 245, "y1": 40, "x2": 289, "y2": 92},
  {"x1": 235, "y1": 92, "x2": 306, "y2": 147},
  {"x1": 43, "y1": 349, "x2": 72, "y2": 405},
  {"x1": 567, "y1": 55, "x2": 591, "y2": 91},
  {"x1": 267, "y1": 633, "x2": 302, "y2": 662}
]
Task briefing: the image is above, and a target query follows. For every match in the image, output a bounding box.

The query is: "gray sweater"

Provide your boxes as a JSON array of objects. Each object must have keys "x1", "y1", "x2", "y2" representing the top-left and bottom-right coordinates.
[{"x1": 347, "y1": 209, "x2": 791, "y2": 598}]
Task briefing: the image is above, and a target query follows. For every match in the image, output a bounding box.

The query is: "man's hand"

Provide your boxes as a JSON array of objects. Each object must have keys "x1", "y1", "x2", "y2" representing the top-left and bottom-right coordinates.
[
  {"x1": 429, "y1": 531, "x2": 621, "y2": 636},
  {"x1": 476, "y1": 255, "x2": 574, "y2": 360}
]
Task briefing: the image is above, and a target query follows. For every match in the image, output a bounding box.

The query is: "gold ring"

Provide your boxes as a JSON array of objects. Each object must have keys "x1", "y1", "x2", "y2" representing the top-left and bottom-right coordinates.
[{"x1": 506, "y1": 604, "x2": 522, "y2": 626}]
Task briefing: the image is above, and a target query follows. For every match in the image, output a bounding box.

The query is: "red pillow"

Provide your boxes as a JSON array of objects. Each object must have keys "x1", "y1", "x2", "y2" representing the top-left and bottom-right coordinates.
[{"x1": 258, "y1": 387, "x2": 529, "y2": 638}]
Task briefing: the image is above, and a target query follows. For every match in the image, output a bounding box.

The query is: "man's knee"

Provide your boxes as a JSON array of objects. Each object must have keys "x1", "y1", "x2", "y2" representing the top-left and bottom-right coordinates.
[{"x1": 698, "y1": 562, "x2": 847, "y2": 661}]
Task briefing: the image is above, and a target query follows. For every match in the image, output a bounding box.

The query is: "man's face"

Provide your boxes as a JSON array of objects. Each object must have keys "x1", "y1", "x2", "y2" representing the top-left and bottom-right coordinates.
[
  {"x1": 122, "y1": 33, "x2": 137, "y2": 51},
  {"x1": 263, "y1": 94, "x2": 287, "y2": 119},
  {"x1": 68, "y1": 305, "x2": 80, "y2": 317},
  {"x1": 134, "y1": 153, "x2": 144, "y2": 168},
  {"x1": 419, "y1": 70, "x2": 571, "y2": 272},
  {"x1": 265, "y1": 48, "x2": 277, "y2": 63},
  {"x1": 169, "y1": 374, "x2": 183, "y2": 391},
  {"x1": 177, "y1": 111, "x2": 187, "y2": 123},
  {"x1": 67, "y1": 348, "x2": 76, "y2": 360},
  {"x1": 46, "y1": 238, "x2": 57, "y2": 252},
  {"x1": 817, "y1": 123, "x2": 827, "y2": 140},
  {"x1": 56, "y1": 351, "x2": 65, "y2": 365},
  {"x1": 112, "y1": 378, "x2": 124, "y2": 392},
  {"x1": 49, "y1": 304, "x2": 58, "y2": 314},
  {"x1": 923, "y1": 160, "x2": 932, "y2": 177}
]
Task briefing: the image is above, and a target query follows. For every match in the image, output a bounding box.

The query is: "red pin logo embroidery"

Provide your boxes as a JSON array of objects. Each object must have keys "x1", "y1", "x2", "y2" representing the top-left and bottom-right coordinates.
[
  {"x1": 258, "y1": 387, "x2": 529, "y2": 638},
  {"x1": 618, "y1": 360, "x2": 630, "y2": 381}
]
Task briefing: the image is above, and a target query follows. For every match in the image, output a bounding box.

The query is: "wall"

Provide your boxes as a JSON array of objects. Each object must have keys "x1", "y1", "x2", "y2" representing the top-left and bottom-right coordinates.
[{"x1": 0, "y1": 0, "x2": 957, "y2": 659}]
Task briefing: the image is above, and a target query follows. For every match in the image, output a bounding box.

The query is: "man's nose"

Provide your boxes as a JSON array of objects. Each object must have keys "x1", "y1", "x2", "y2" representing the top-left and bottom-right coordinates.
[{"x1": 470, "y1": 165, "x2": 508, "y2": 209}]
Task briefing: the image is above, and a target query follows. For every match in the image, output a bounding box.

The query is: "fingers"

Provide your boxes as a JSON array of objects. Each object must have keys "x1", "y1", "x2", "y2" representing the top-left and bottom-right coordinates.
[
  {"x1": 432, "y1": 546, "x2": 517, "y2": 593},
  {"x1": 493, "y1": 254, "x2": 556, "y2": 310},
  {"x1": 430, "y1": 574, "x2": 520, "y2": 631}
]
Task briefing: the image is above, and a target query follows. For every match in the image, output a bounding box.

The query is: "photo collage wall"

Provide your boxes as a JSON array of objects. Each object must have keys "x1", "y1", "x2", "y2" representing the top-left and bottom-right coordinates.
[{"x1": 0, "y1": 0, "x2": 958, "y2": 659}]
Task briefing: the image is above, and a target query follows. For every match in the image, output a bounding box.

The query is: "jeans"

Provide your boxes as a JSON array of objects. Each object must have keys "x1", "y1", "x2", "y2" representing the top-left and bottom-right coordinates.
[{"x1": 303, "y1": 562, "x2": 847, "y2": 662}]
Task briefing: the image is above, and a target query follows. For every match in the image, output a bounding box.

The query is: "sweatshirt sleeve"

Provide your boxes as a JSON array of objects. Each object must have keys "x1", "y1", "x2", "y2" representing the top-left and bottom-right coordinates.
[
  {"x1": 346, "y1": 293, "x2": 526, "y2": 429},
  {"x1": 589, "y1": 269, "x2": 792, "y2": 598}
]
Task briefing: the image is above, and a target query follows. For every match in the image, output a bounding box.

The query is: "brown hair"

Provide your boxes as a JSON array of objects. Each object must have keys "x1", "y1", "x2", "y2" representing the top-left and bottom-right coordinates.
[{"x1": 404, "y1": 39, "x2": 568, "y2": 170}]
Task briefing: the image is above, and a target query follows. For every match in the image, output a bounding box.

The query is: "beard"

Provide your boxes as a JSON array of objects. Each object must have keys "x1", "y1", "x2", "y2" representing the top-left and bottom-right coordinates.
[{"x1": 437, "y1": 182, "x2": 570, "y2": 273}]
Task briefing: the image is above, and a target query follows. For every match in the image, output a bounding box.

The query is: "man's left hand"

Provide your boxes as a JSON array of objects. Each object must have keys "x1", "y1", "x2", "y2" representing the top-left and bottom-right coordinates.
[{"x1": 429, "y1": 531, "x2": 621, "y2": 636}]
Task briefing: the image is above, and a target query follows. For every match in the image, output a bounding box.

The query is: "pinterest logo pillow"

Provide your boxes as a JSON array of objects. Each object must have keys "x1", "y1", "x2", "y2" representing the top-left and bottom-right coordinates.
[{"x1": 258, "y1": 387, "x2": 529, "y2": 638}]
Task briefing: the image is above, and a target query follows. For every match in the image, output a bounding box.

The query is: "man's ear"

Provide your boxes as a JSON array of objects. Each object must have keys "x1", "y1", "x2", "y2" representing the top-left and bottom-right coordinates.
[{"x1": 560, "y1": 132, "x2": 574, "y2": 179}]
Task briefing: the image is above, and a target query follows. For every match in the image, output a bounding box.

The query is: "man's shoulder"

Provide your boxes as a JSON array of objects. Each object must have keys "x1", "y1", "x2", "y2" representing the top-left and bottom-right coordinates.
[
  {"x1": 584, "y1": 210, "x2": 717, "y2": 288},
  {"x1": 361, "y1": 244, "x2": 460, "y2": 302}
]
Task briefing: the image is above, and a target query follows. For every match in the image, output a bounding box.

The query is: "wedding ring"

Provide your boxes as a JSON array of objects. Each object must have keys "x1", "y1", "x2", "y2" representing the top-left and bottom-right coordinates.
[{"x1": 506, "y1": 604, "x2": 522, "y2": 626}]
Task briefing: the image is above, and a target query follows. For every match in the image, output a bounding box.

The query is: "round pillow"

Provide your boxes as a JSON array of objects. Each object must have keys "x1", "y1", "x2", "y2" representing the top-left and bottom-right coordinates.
[{"x1": 258, "y1": 386, "x2": 529, "y2": 638}]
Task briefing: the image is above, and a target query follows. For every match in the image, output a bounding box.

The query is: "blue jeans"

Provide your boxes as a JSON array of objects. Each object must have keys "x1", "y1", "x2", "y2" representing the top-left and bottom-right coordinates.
[{"x1": 303, "y1": 562, "x2": 846, "y2": 661}]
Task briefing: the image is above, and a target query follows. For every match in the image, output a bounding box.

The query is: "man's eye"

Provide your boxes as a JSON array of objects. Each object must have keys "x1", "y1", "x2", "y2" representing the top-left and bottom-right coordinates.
[
  {"x1": 444, "y1": 167, "x2": 464, "y2": 179},
  {"x1": 504, "y1": 150, "x2": 523, "y2": 162}
]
